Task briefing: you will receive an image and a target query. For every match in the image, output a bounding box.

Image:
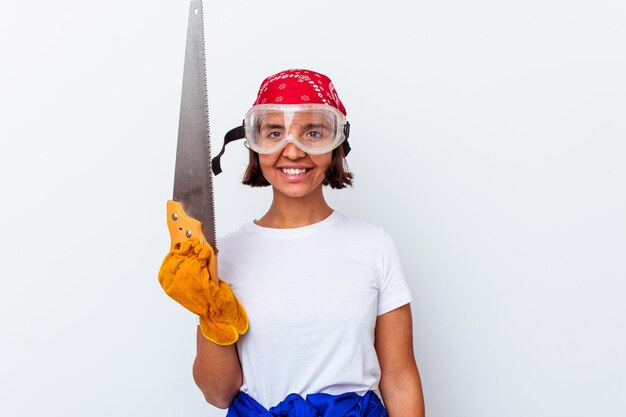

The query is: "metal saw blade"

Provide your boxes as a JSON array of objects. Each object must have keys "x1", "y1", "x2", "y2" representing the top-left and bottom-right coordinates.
[{"x1": 172, "y1": 0, "x2": 216, "y2": 250}]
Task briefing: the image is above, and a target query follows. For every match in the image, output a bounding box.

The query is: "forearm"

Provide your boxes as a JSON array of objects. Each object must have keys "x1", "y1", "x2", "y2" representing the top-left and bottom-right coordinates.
[
  {"x1": 192, "y1": 326, "x2": 242, "y2": 409},
  {"x1": 379, "y1": 367, "x2": 425, "y2": 417}
]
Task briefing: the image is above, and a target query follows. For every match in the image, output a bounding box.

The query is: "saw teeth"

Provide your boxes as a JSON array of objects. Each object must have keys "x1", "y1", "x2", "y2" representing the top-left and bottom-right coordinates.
[{"x1": 199, "y1": 0, "x2": 217, "y2": 249}]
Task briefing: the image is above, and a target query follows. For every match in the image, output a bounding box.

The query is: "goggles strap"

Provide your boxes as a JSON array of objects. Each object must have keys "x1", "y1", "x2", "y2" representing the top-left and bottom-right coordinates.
[
  {"x1": 342, "y1": 122, "x2": 351, "y2": 156},
  {"x1": 211, "y1": 122, "x2": 246, "y2": 175}
]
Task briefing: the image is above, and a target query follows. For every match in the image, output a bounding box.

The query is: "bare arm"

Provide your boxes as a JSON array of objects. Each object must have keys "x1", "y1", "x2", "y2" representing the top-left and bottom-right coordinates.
[
  {"x1": 375, "y1": 304, "x2": 425, "y2": 417},
  {"x1": 192, "y1": 326, "x2": 243, "y2": 409}
]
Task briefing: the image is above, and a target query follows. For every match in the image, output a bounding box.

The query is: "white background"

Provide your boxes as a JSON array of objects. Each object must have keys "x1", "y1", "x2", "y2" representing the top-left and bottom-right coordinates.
[{"x1": 1, "y1": 0, "x2": 624, "y2": 416}]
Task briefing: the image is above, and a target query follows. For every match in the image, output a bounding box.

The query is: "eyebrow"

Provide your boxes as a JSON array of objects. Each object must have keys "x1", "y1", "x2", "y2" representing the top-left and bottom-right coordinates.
[
  {"x1": 260, "y1": 123, "x2": 285, "y2": 129},
  {"x1": 258, "y1": 122, "x2": 331, "y2": 131},
  {"x1": 300, "y1": 123, "x2": 330, "y2": 130}
]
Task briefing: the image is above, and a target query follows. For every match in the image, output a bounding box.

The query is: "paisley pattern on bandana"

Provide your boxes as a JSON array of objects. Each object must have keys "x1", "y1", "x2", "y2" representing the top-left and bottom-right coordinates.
[{"x1": 253, "y1": 69, "x2": 347, "y2": 116}]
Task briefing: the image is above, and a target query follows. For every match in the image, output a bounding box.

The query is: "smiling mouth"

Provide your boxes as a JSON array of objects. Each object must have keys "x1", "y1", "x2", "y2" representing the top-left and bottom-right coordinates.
[{"x1": 280, "y1": 168, "x2": 311, "y2": 175}]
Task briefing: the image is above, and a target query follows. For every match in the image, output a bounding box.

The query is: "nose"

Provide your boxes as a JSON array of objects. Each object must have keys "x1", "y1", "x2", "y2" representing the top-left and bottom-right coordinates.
[{"x1": 281, "y1": 141, "x2": 305, "y2": 159}]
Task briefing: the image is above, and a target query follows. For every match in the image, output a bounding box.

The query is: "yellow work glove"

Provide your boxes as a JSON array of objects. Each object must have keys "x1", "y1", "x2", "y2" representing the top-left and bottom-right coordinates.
[{"x1": 158, "y1": 237, "x2": 249, "y2": 345}]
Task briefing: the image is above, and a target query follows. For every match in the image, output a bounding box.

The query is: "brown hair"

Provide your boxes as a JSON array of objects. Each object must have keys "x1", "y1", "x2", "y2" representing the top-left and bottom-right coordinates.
[{"x1": 242, "y1": 145, "x2": 354, "y2": 189}]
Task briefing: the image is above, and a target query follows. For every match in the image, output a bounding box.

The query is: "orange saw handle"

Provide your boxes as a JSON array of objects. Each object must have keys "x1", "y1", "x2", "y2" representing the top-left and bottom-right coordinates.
[{"x1": 166, "y1": 200, "x2": 219, "y2": 284}]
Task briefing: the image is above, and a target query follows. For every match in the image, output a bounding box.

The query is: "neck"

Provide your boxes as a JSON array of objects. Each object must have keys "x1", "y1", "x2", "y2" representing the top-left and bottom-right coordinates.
[{"x1": 255, "y1": 186, "x2": 333, "y2": 228}]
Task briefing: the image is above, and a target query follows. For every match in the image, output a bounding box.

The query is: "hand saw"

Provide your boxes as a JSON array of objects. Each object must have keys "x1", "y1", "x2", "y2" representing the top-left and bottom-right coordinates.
[{"x1": 166, "y1": 0, "x2": 218, "y2": 283}]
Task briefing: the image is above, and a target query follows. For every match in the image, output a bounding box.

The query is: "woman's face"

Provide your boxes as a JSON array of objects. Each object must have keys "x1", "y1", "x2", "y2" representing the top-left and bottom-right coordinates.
[{"x1": 258, "y1": 143, "x2": 332, "y2": 199}]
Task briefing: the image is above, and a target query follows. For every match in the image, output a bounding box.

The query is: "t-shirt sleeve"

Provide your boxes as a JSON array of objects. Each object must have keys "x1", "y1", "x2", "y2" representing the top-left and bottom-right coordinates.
[{"x1": 377, "y1": 230, "x2": 413, "y2": 316}]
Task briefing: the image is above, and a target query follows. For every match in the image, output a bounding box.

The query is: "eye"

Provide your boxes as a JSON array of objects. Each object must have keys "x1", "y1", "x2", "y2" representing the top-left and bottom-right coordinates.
[
  {"x1": 264, "y1": 130, "x2": 283, "y2": 140},
  {"x1": 307, "y1": 130, "x2": 324, "y2": 140}
]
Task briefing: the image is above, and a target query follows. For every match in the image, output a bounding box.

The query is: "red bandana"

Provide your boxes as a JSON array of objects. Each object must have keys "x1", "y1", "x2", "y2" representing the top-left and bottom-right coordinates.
[{"x1": 252, "y1": 69, "x2": 347, "y2": 116}]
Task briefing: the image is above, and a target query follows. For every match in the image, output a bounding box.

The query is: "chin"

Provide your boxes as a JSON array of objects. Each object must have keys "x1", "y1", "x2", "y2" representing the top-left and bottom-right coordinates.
[{"x1": 276, "y1": 186, "x2": 318, "y2": 199}]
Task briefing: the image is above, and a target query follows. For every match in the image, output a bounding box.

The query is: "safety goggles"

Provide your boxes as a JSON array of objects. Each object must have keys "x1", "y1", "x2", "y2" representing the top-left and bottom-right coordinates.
[
  {"x1": 244, "y1": 104, "x2": 349, "y2": 155},
  {"x1": 211, "y1": 104, "x2": 351, "y2": 175}
]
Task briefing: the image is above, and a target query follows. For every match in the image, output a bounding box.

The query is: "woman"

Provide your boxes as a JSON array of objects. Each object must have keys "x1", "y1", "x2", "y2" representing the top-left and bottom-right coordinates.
[{"x1": 193, "y1": 69, "x2": 425, "y2": 416}]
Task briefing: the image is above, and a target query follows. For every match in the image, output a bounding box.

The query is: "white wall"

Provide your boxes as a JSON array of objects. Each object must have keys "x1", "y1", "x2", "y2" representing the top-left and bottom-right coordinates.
[{"x1": 1, "y1": 0, "x2": 624, "y2": 416}]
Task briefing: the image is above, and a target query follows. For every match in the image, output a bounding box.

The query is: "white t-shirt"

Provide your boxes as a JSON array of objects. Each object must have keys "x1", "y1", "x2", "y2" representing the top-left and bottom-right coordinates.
[{"x1": 217, "y1": 211, "x2": 413, "y2": 409}]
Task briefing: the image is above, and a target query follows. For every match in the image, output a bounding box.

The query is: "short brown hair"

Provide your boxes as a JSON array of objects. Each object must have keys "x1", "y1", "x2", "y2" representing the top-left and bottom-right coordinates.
[{"x1": 242, "y1": 145, "x2": 354, "y2": 189}]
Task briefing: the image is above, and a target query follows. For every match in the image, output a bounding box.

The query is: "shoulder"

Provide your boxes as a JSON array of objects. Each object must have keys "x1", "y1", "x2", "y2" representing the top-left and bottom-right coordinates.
[
  {"x1": 333, "y1": 212, "x2": 387, "y2": 243},
  {"x1": 330, "y1": 213, "x2": 400, "y2": 264},
  {"x1": 216, "y1": 224, "x2": 254, "y2": 255},
  {"x1": 335, "y1": 212, "x2": 406, "y2": 263}
]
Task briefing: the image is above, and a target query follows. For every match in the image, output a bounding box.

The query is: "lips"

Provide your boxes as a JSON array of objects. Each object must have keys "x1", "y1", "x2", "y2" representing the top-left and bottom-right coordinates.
[
  {"x1": 280, "y1": 167, "x2": 310, "y2": 175},
  {"x1": 276, "y1": 166, "x2": 314, "y2": 182}
]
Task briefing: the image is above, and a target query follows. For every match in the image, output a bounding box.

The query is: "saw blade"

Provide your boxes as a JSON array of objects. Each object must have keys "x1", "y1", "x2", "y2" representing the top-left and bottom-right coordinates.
[{"x1": 172, "y1": 0, "x2": 216, "y2": 250}]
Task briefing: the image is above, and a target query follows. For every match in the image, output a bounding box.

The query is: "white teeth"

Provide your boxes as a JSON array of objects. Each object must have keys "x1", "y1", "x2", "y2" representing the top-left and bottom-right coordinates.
[{"x1": 281, "y1": 168, "x2": 308, "y2": 175}]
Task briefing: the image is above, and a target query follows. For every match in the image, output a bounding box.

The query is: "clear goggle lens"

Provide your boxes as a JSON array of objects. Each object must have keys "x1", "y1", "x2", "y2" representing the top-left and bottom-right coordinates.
[{"x1": 244, "y1": 104, "x2": 346, "y2": 154}]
